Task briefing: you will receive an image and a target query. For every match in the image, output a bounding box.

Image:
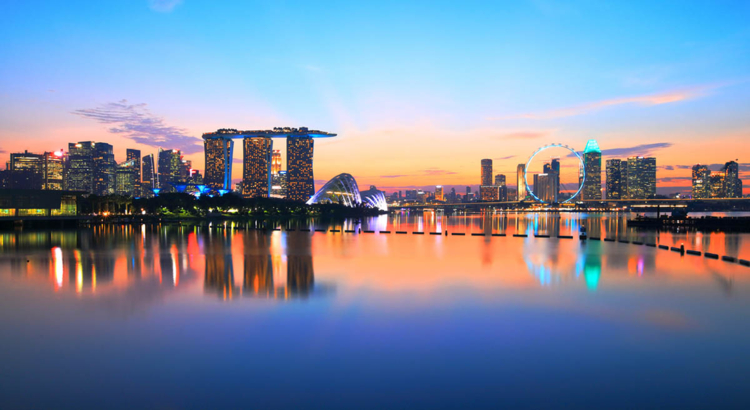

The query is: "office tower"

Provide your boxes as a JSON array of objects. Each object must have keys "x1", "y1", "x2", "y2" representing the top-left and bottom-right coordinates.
[
  {"x1": 67, "y1": 142, "x2": 95, "y2": 193},
  {"x1": 480, "y1": 185, "x2": 499, "y2": 201},
  {"x1": 626, "y1": 156, "x2": 657, "y2": 199},
  {"x1": 42, "y1": 150, "x2": 65, "y2": 190},
  {"x1": 158, "y1": 148, "x2": 182, "y2": 191},
  {"x1": 465, "y1": 186, "x2": 471, "y2": 196},
  {"x1": 287, "y1": 137, "x2": 315, "y2": 202},
  {"x1": 691, "y1": 164, "x2": 710, "y2": 199},
  {"x1": 272, "y1": 150, "x2": 282, "y2": 175},
  {"x1": 271, "y1": 171, "x2": 287, "y2": 198},
  {"x1": 543, "y1": 159, "x2": 560, "y2": 199},
  {"x1": 517, "y1": 164, "x2": 526, "y2": 201},
  {"x1": 606, "y1": 159, "x2": 622, "y2": 199},
  {"x1": 115, "y1": 160, "x2": 138, "y2": 197},
  {"x1": 126, "y1": 149, "x2": 141, "y2": 196},
  {"x1": 435, "y1": 186, "x2": 444, "y2": 201},
  {"x1": 481, "y1": 159, "x2": 492, "y2": 186},
  {"x1": 241, "y1": 137, "x2": 273, "y2": 198},
  {"x1": 709, "y1": 172, "x2": 725, "y2": 198},
  {"x1": 495, "y1": 174, "x2": 507, "y2": 201},
  {"x1": 723, "y1": 160, "x2": 742, "y2": 198},
  {"x1": 619, "y1": 160, "x2": 629, "y2": 199},
  {"x1": 142, "y1": 154, "x2": 156, "y2": 194},
  {"x1": 204, "y1": 136, "x2": 234, "y2": 191},
  {"x1": 8, "y1": 150, "x2": 44, "y2": 190},
  {"x1": 533, "y1": 173, "x2": 558, "y2": 203},
  {"x1": 582, "y1": 139, "x2": 601, "y2": 200},
  {"x1": 93, "y1": 142, "x2": 115, "y2": 196}
]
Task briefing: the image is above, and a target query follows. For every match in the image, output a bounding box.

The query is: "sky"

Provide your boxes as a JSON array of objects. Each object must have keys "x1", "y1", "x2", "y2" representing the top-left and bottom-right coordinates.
[{"x1": 1, "y1": 0, "x2": 749, "y2": 195}]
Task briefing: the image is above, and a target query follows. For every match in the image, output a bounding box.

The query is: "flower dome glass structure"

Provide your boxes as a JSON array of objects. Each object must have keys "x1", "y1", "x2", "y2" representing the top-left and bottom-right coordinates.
[{"x1": 306, "y1": 173, "x2": 387, "y2": 211}]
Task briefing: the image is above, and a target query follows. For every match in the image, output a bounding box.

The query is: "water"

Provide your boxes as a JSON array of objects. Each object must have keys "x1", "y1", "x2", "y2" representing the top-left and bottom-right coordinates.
[{"x1": 1, "y1": 212, "x2": 750, "y2": 409}]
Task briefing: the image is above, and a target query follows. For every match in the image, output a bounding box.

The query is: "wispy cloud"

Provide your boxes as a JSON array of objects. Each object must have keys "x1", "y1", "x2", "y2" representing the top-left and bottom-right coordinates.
[
  {"x1": 488, "y1": 84, "x2": 723, "y2": 120},
  {"x1": 149, "y1": 0, "x2": 183, "y2": 13},
  {"x1": 568, "y1": 142, "x2": 673, "y2": 158},
  {"x1": 72, "y1": 100, "x2": 203, "y2": 154},
  {"x1": 499, "y1": 130, "x2": 554, "y2": 139},
  {"x1": 380, "y1": 174, "x2": 408, "y2": 178},
  {"x1": 494, "y1": 155, "x2": 516, "y2": 160},
  {"x1": 423, "y1": 168, "x2": 457, "y2": 176}
]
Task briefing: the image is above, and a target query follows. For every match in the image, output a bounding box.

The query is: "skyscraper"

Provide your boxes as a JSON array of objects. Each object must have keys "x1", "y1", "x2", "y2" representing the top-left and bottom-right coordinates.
[
  {"x1": 626, "y1": 156, "x2": 657, "y2": 199},
  {"x1": 8, "y1": 150, "x2": 44, "y2": 190},
  {"x1": 606, "y1": 159, "x2": 622, "y2": 199},
  {"x1": 126, "y1": 149, "x2": 141, "y2": 196},
  {"x1": 158, "y1": 148, "x2": 182, "y2": 191},
  {"x1": 203, "y1": 136, "x2": 234, "y2": 191},
  {"x1": 516, "y1": 164, "x2": 526, "y2": 201},
  {"x1": 582, "y1": 139, "x2": 601, "y2": 200},
  {"x1": 495, "y1": 174, "x2": 507, "y2": 201},
  {"x1": 435, "y1": 186, "x2": 444, "y2": 201},
  {"x1": 241, "y1": 137, "x2": 273, "y2": 198},
  {"x1": 619, "y1": 160, "x2": 629, "y2": 199},
  {"x1": 533, "y1": 173, "x2": 558, "y2": 203},
  {"x1": 115, "y1": 159, "x2": 138, "y2": 197},
  {"x1": 481, "y1": 159, "x2": 492, "y2": 186},
  {"x1": 142, "y1": 154, "x2": 156, "y2": 195},
  {"x1": 709, "y1": 172, "x2": 725, "y2": 198},
  {"x1": 723, "y1": 160, "x2": 742, "y2": 198},
  {"x1": 543, "y1": 159, "x2": 560, "y2": 200},
  {"x1": 287, "y1": 137, "x2": 315, "y2": 202},
  {"x1": 93, "y1": 142, "x2": 115, "y2": 196},
  {"x1": 67, "y1": 142, "x2": 95, "y2": 193},
  {"x1": 692, "y1": 164, "x2": 710, "y2": 199}
]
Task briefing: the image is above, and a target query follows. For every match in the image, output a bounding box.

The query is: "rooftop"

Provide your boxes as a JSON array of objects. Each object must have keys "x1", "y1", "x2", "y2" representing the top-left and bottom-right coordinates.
[{"x1": 203, "y1": 127, "x2": 337, "y2": 139}]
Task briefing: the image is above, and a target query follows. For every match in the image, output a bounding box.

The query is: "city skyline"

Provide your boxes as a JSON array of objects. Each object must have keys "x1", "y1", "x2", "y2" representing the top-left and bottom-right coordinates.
[{"x1": 1, "y1": 1, "x2": 749, "y2": 195}]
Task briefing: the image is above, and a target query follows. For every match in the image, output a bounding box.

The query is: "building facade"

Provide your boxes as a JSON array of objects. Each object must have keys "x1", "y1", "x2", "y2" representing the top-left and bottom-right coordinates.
[
  {"x1": 93, "y1": 142, "x2": 116, "y2": 196},
  {"x1": 582, "y1": 139, "x2": 601, "y2": 200},
  {"x1": 287, "y1": 137, "x2": 315, "y2": 202},
  {"x1": 692, "y1": 164, "x2": 710, "y2": 199},
  {"x1": 241, "y1": 137, "x2": 273, "y2": 198},
  {"x1": 606, "y1": 159, "x2": 622, "y2": 199},
  {"x1": 126, "y1": 149, "x2": 141, "y2": 196},
  {"x1": 203, "y1": 136, "x2": 234, "y2": 191},
  {"x1": 142, "y1": 154, "x2": 156, "y2": 195},
  {"x1": 625, "y1": 156, "x2": 657, "y2": 199},
  {"x1": 158, "y1": 148, "x2": 182, "y2": 192},
  {"x1": 517, "y1": 164, "x2": 526, "y2": 201},
  {"x1": 67, "y1": 142, "x2": 95, "y2": 193}
]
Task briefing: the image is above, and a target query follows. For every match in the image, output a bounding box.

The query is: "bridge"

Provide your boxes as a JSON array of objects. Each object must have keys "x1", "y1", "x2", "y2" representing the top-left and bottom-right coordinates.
[{"x1": 390, "y1": 197, "x2": 750, "y2": 211}]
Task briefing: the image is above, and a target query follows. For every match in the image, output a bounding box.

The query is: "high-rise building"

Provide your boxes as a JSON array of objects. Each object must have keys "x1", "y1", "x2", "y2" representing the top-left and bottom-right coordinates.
[
  {"x1": 287, "y1": 137, "x2": 315, "y2": 202},
  {"x1": 606, "y1": 159, "x2": 622, "y2": 199},
  {"x1": 8, "y1": 151, "x2": 44, "y2": 190},
  {"x1": 517, "y1": 164, "x2": 526, "y2": 201},
  {"x1": 42, "y1": 151, "x2": 66, "y2": 190},
  {"x1": 533, "y1": 173, "x2": 558, "y2": 203},
  {"x1": 626, "y1": 156, "x2": 657, "y2": 199},
  {"x1": 115, "y1": 159, "x2": 138, "y2": 197},
  {"x1": 691, "y1": 164, "x2": 710, "y2": 199},
  {"x1": 480, "y1": 185, "x2": 498, "y2": 201},
  {"x1": 435, "y1": 186, "x2": 444, "y2": 201},
  {"x1": 619, "y1": 160, "x2": 629, "y2": 199},
  {"x1": 709, "y1": 172, "x2": 725, "y2": 198},
  {"x1": 271, "y1": 171, "x2": 287, "y2": 198},
  {"x1": 126, "y1": 149, "x2": 141, "y2": 196},
  {"x1": 543, "y1": 159, "x2": 560, "y2": 200},
  {"x1": 481, "y1": 159, "x2": 492, "y2": 186},
  {"x1": 142, "y1": 154, "x2": 156, "y2": 195},
  {"x1": 67, "y1": 142, "x2": 95, "y2": 193},
  {"x1": 93, "y1": 143, "x2": 115, "y2": 196},
  {"x1": 582, "y1": 139, "x2": 601, "y2": 200},
  {"x1": 495, "y1": 174, "x2": 507, "y2": 201},
  {"x1": 272, "y1": 150, "x2": 282, "y2": 175},
  {"x1": 203, "y1": 136, "x2": 234, "y2": 191},
  {"x1": 241, "y1": 137, "x2": 273, "y2": 198},
  {"x1": 723, "y1": 160, "x2": 742, "y2": 198},
  {"x1": 158, "y1": 148, "x2": 182, "y2": 192}
]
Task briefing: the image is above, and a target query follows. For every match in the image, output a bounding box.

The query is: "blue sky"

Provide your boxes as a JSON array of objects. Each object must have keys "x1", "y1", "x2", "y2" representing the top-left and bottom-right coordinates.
[{"x1": 1, "y1": 0, "x2": 749, "y2": 193}]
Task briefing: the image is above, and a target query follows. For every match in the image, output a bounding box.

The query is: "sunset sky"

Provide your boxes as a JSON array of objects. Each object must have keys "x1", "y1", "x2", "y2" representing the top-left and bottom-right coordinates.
[{"x1": 1, "y1": 0, "x2": 749, "y2": 194}]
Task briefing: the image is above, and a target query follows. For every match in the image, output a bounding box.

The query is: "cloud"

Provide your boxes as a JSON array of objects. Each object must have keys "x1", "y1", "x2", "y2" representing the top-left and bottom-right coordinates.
[
  {"x1": 149, "y1": 0, "x2": 183, "y2": 12},
  {"x1": 380, "y1": 174, "x2": 408, "y2": 178},
  {"x1": 488, "y1": 84, "x2": 722, "y2": 120},
  {"x1": 494, "y1": 155, "x2": 516, "y2": 160},
  {"x1": 423, "y1": 168, "x2": 457, "y2": 176},
  {"x1": 568, "y1": 142, "x2": 673, "y2": 158},
  {"x1": 72, "y1": 100, "x2": 203, "y2": 154},
  {"x1": 660, "y1": 165, "x2": 675, "y2": 171},
  {"x1": 0, "y1": 149, "x2": 6, "y2": 154},
  {"x1": 499, "y1": 131, "x2": 553, "y2": 139},
  {"x1": 658, "y1": 176, "x2": 692, "y2": 183}
]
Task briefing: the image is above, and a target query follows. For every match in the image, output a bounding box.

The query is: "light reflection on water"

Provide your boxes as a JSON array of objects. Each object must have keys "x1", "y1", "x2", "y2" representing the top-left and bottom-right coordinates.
[{"x1": 1, "y1": 212, "x2": 750, "y2": 409}]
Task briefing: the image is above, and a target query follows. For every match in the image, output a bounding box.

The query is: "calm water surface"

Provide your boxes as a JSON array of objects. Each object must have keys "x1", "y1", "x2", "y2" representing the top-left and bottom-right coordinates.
[{"x1": 1, "y1": 212, "x2": 750, "y2": 409}]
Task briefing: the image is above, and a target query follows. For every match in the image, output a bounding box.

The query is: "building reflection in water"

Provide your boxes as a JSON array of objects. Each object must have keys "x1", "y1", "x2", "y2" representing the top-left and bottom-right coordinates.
[
  {"x1": 204, "y1": 231, "x2": 236, "y2": 300},
  {"x1": 242, "y1": 231, "x2": 315, "y2": 299}
]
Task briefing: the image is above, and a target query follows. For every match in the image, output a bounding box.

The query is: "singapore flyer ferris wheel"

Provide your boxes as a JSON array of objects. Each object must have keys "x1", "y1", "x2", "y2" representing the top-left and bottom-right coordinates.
[{"x1": 523, "y1": 143, "x2": 585, "y2": 204}]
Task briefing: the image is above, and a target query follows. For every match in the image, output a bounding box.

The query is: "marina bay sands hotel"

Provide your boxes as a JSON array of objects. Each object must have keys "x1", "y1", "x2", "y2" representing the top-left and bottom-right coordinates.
[{"x1": 202, "y1": 127, "x2": 336, "y2": 202}]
